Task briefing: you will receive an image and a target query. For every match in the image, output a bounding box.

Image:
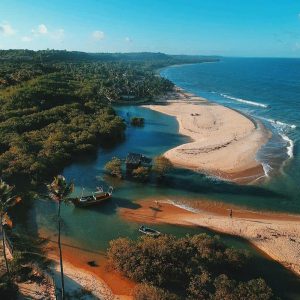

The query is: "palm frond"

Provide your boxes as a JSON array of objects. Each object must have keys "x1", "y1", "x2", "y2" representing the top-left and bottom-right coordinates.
[
  {"x1": 47, "y1": 175, "x2": 74, "y2": 202},
  {"x1": 0, "y1": 179, "x2": 18, "y2": 214}
]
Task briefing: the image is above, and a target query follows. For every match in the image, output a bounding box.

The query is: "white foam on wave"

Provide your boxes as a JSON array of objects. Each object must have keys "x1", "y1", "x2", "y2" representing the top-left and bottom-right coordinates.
[
  {"x1": 220, "y1": 93, "x2": 268, "y2": 108},
  {"x1": 260, "y1": 117, "x2": 297, "y2": 130},
  {"x1": 262, "y1": 162, "x2": 273, "y2": 177},
  {"x1": 275, "y1": 121, "x2": 296, "y2": 129},
  {"x1": 280, "y1": 133, "x2": 294, "y2": 159},
  {"x1": 167, "y1": 199, "x2": 200, "y2": 213}
]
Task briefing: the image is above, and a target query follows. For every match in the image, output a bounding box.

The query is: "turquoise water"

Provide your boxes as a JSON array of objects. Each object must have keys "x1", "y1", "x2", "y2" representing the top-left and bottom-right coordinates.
[
  {"x1": 16, "y1": 104, "x2": 300, "y2": 299},
  {"x1": 161, "y1": 58, "x2": 300, "y2": 214},
  {"x1": 16, "y1": 59, "x2": 300, "y2": 299}
]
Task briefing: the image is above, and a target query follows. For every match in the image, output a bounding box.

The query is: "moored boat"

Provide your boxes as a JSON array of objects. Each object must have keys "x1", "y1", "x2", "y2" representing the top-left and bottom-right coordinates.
[
  {"x1": 73, "y1": 186, "x2": 113, "y2": 207},
  {"x1": 139, "y1": 225, "x2": 161, "y2": 237}
]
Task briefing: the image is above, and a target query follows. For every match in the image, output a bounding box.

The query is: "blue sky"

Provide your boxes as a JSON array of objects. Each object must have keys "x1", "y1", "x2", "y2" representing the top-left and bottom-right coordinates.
[{"x1": 0, "y1": 0, "x2": 300, "y2": 57}]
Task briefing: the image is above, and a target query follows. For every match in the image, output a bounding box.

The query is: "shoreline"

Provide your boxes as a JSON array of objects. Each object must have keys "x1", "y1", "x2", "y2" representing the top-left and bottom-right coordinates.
[
  {"x1": 39, "y1": 195, "x2": 300, "y2": 299},
  {"x1": 143, "y1": 87, "x2": 271, "y2": 183},
  {"x1": 119, "y1": 197, "x2": 300, "y2": 277},
  {"x1": 40, "y1": 229, "x2": 134, "y2": 300}
]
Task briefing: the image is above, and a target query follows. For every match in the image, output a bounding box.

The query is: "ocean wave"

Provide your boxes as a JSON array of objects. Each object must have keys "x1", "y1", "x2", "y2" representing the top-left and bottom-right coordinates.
[
  {"x1": 280, "y1": 134, "x2": 294, "y2": 159},
  {"x1": 220, "y1": 93, "x2": 269, "y2": 108},
  {"x1": 260, "y1": 117, "x2": 297, "y2": 130},
  {"x1": 262, "y1": 162, "x2": 273, "y2": 177}
]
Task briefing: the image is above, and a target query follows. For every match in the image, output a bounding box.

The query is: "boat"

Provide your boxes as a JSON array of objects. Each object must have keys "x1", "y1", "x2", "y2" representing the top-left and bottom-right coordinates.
[
  {"x1": 139, "y1": 225, "x2": 161, "y2": 237},
  {"x1": 72, "y1": 186, "x2": 113, "y2": 207}
]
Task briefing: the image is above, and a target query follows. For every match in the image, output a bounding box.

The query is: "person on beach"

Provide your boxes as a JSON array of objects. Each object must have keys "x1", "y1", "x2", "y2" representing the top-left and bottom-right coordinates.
[{"x1": 229, "y1": 209, "x2": 233, "y2": 218}]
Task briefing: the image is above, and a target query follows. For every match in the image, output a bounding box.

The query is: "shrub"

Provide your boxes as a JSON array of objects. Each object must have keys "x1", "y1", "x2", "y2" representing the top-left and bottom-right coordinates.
[
  {"x1": 108, "y1": 234, "x2": 276, "y2": 299},
  {"x1": 132, "y1": 166, "x2": 150, "y2": 182},
  {"x1": 152, "y1": 155, "x2": 173, "y2": 178},
  {"x1": 133, "y1": 283, "x2": 179, "y2": 300},
  {"x1": 105, "y1": 157, "x2": 122, "y2": 178}
]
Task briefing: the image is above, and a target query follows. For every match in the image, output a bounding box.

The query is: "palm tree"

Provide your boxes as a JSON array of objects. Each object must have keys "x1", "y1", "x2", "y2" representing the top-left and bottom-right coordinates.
[
  {"x1": 0, "y1": 180, "x2": 19, "y2": 275},
  {"x1": 47, "y1": 175, "x2": 74, "y2": 300}
]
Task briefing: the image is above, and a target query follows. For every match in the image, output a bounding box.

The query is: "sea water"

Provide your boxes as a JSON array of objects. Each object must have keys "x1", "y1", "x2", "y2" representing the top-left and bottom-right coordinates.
[{"x1": 161, "y1": 57, "x2": 300, "y2": 214}]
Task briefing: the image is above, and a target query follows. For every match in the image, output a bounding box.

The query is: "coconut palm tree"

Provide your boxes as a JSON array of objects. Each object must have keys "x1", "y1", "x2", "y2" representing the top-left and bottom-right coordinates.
[
  {"x1": 47, "y1": 175, "x2": 74, "y2": 300},
  {"x1": 0, "y1": 180, "x2": 19, "y2": 275}
]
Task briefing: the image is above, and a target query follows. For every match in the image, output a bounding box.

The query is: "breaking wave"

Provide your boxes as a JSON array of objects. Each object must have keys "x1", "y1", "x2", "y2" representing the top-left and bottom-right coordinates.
[
  {"x1": 220, "y1": 93, "x2": 269, "y2": 108},
  {"x1": 280, "y1": 134, "x2": 294, "y2": 159}
]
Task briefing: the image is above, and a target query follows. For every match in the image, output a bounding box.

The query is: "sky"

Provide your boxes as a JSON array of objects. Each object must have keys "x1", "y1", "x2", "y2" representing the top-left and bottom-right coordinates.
[{"x1": 0, "y1": 0, "x2": 300, "y2": 57}]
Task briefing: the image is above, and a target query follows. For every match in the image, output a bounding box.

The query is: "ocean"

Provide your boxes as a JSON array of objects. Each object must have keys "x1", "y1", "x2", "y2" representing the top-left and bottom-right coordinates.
[{"x1": 161, "y1": 57, "x2": 300, "y2": 213}]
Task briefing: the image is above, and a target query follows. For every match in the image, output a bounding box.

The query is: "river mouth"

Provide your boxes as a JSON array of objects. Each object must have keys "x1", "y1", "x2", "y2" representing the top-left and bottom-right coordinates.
[{"x1": 11, "y1": 103, "x2": 300, "y2": 299}]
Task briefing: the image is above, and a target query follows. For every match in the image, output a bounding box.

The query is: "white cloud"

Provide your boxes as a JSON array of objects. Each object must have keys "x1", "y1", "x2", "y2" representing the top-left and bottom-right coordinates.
[
  {"x1": 0, "y1": 22, "x2": 16, "y2": 36},
  {"x1": 92, "y1": 30, "x2": 105, "y2": 41},
  {"x1": 32, "y1": 24, "x2": 48, "y2": 36},
  {"x1": 29, "y1": 24, "x2": 64, "y2": 42},
  {"x1": 38, "y1": 24, "x2": 48, "y2": 34},
  {"x1": 21, "y1": 36, "x2": 32, "y2": 42},
  {"x1": 125, "y1": 37, "x2": 132, "y2": 43}
]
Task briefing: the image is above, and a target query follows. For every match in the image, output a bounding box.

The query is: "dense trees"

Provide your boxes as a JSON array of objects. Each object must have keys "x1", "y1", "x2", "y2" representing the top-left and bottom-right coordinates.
[
  {"x1": 0, "y1": 50, "x2": 217, "y2": 187},
  {"x1": 133, "y1": 283, "x2": 179, "y2": 300},
  {"x1": 108, "y1": 234, "x2": 276, "y2": 300}
]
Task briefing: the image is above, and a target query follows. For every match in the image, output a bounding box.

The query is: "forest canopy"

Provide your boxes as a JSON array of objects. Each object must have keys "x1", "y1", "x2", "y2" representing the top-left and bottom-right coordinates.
[
  {"x1": 0, "y1": 50, "x2": 218, "y2": 186},
  {"x1": 108, "y1": 234, "x2": 276, "y2": 300}
]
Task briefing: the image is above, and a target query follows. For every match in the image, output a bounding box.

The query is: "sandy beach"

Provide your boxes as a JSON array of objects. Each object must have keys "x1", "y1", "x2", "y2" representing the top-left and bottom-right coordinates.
[
  {"x1": 40, "y1": 229, "x2": 135, "y2": 300},
  {"x1": 120, "y1": 197, "x2": 300, "y2": 277},
  {"x1": 143, "y1": 89, "x2": 270, "y2": 183}
]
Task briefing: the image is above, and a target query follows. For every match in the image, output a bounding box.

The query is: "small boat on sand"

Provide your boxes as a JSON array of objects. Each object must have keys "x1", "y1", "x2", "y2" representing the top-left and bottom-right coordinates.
[
  {"x1": 72, "y1": 186, "x2": 113, "y2": 207},
  {"x1": 139, "y1": 225, "x2": 161, "y2": 237}
]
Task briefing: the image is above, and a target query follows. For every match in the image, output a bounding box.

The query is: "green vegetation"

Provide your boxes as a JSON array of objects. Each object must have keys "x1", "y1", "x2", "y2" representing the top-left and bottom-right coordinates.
[
  {"x1": 0, "y1": 50, "x2": 217, "y2": 188},
  {"x1": 0, "y1": 180, "x2": 20, "y2": 275},
  {"x1": 108, "y1": 234, "x2": 276, "y2": 300},
  {"x1": 0, "y1": 66, "x2": 126, "y2": 187},
  {"x1": 105, "y1": 154, "x2": 174, "y2": 182},
  {"x1": 0, "y1": 228, "x2": 51, "y2": 300},
  {"x1": 47, "y1": 175, "x2": 74, "y2": 300},
  {"x1": 133, "y1": 283, "x2": 179, "y2": 300},
  {"x1": 105, "y1": 157, "x2": 123, "y2": 178},
  {"x1": 153, "y1": 155, "x2": 173, "y2": 178},
  {"x1": 131, "y1": 117, "x2": 145, "y2": 127},
  {"x1": 132, "y1": 166, "x2": 150, "y2": 182}
]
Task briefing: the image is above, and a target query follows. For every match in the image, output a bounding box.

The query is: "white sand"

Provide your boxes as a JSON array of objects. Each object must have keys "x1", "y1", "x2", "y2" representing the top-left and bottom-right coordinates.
[
  {"x1": 50, "y1": 256, "x2": 117, "y2": 300},
  {"x1": 50, "y1": 255, "x2": 132, "y2": 300},
  {"x1": 143, "y1": 90, "x2": 270, "y2": 182}
]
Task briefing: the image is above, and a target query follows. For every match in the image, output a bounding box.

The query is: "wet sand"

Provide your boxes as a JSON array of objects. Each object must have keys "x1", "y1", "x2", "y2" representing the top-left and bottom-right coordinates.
[
  {"x1": 40, "y1": 229, "x2": 135, "y2": 300},
  {"x1": 119, "y1": 197, "x2": 300, "y2": 276},
  {"x1": 143, "y1": 89, "x2": 270, "y2": 183}
]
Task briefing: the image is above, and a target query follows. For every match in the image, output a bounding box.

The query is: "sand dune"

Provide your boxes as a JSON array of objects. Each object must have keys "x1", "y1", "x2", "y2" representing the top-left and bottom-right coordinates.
[{"x1": 143, "y1": 89, "x2": 270, "y2": 183}]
